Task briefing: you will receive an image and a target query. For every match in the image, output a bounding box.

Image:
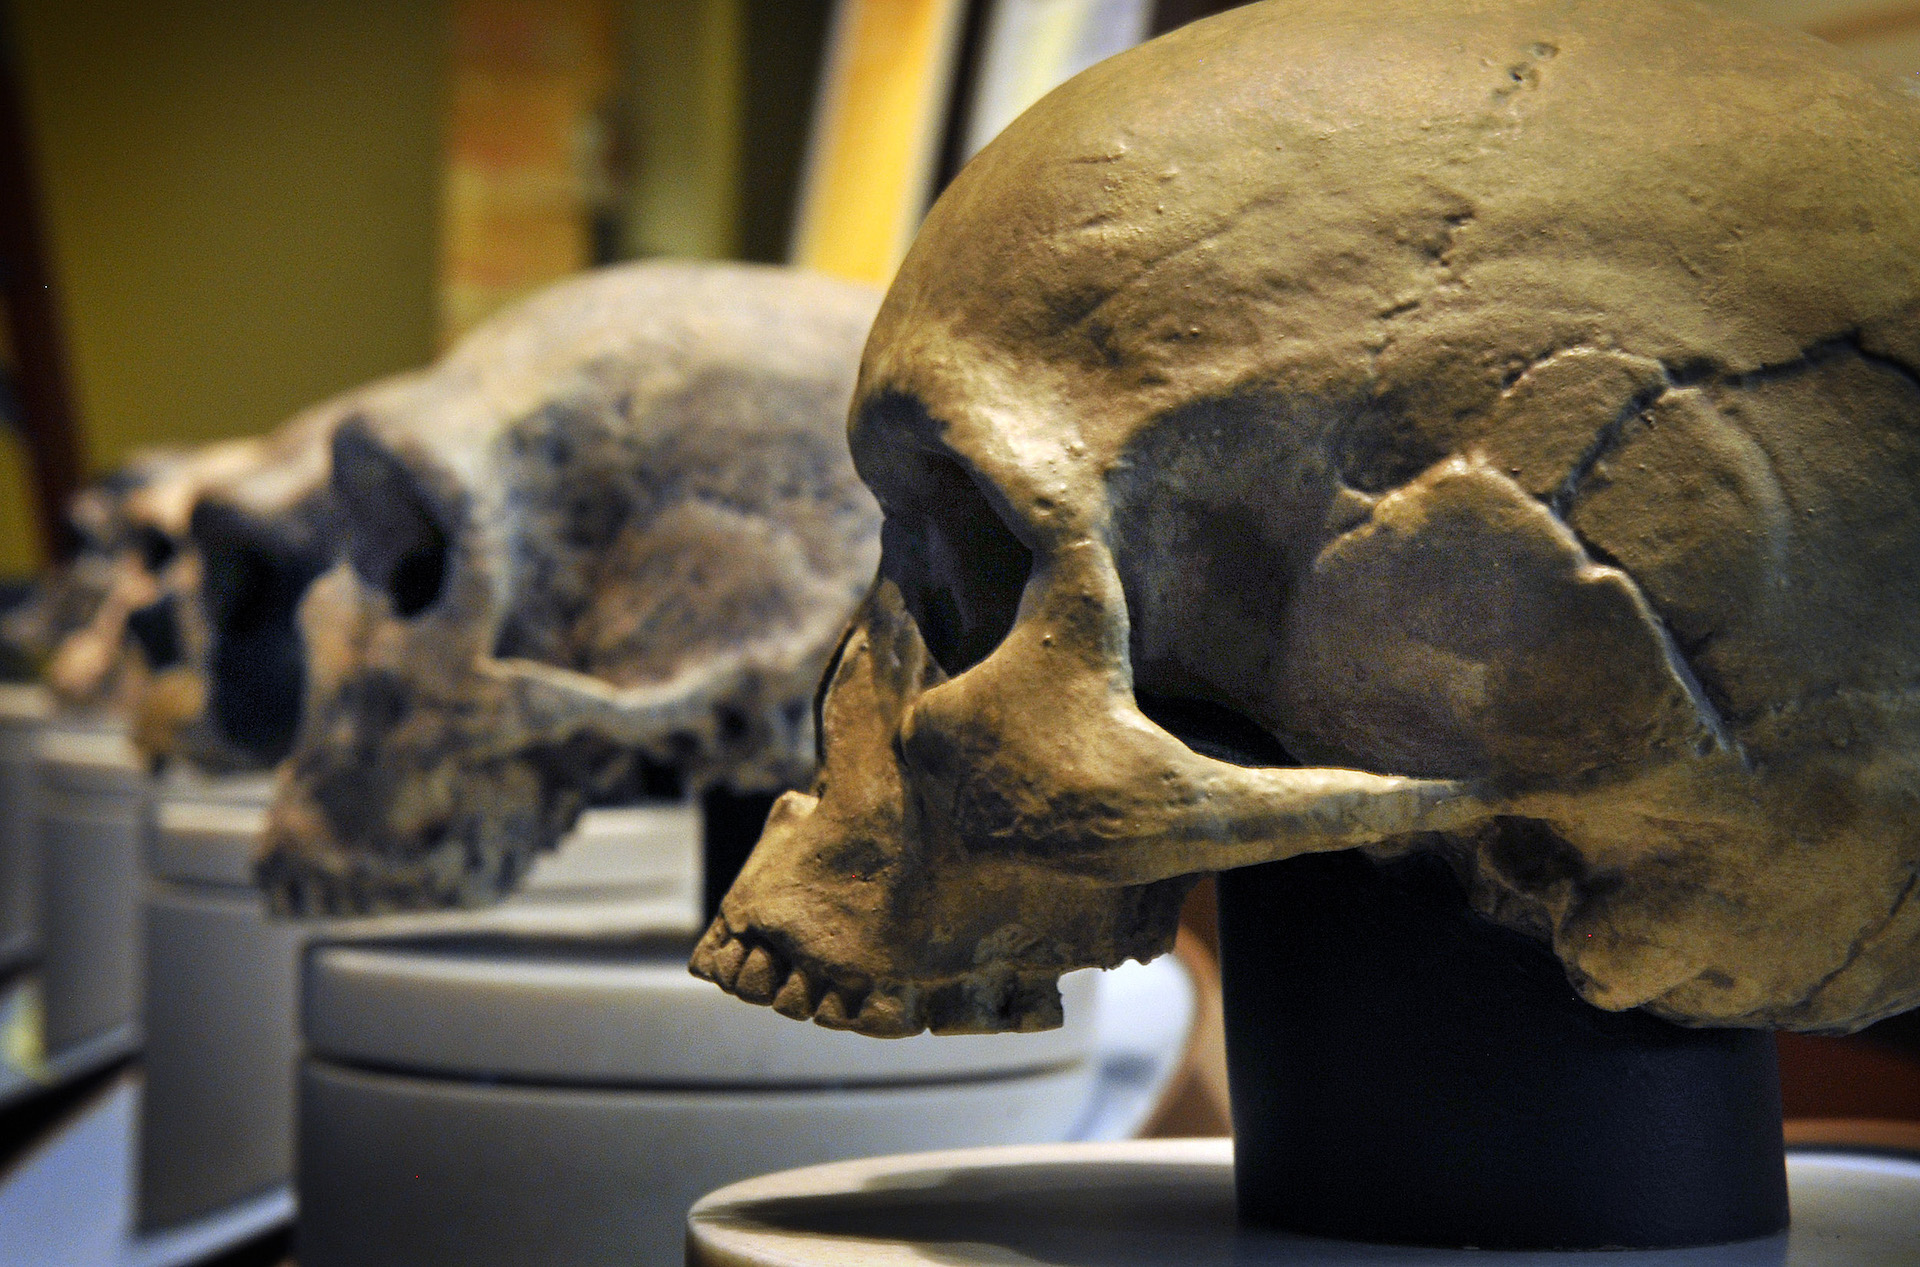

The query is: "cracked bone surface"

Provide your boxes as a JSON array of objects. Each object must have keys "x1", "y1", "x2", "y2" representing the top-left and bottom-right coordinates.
[
  {"x1": 697, "y1": 0, "x2": 1920, "y2": 1037},
  {"x1": 258, "y1": 261, "x2": 882, "y2": 915}
]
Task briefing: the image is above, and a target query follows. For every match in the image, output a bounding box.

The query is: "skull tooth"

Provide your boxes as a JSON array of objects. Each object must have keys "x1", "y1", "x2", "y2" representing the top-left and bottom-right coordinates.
[
  {"x1": 688, "y1": 918, "x2": 730, "y2": 982},
  {"x1": 812, "y1": 987, "x2": 864, "y2": 1029},
  {"x1": 855, "y1": 986, "x2": 922, "y2": 1037},
  {"x1": 713, "y1": 937, "x2": 749, "y2": 988},
  {"x1": 771, "y1": 967, "x2": 816, "y2": 1019},
  {"x1": 734, "y1": 945, "x2": 783, "y2": 1003}
]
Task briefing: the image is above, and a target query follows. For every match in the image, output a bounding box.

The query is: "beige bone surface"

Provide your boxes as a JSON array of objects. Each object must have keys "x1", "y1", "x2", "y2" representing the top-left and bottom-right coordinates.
[{"x1": 700, "y1": 0, "x2": 1920, "y2": 1036}]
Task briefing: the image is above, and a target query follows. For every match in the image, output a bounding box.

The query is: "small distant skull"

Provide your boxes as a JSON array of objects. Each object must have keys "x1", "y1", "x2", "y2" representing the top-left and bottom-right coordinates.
[
  {"x1": 259, "y1": 262, "x2": 882, "y2": 914},
  {"x1": 0, "y1": 463, "x2": 156, "y2": 686},
  {"x1": 700, "y1": 0, "x2": 1920, "y2": 1036},
  {"x1": 5, "y1": 441, "x2": 265, "y2": 709}
]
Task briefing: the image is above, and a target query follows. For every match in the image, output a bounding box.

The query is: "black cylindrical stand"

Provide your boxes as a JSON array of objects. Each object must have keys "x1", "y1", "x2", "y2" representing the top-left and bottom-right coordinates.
[
  {"x1": 701, "y1": 788, "x2": 781, "y2": 924},
  {"x1": 1216, "y1": 850, "x2": 1789, "y2": 1250}
]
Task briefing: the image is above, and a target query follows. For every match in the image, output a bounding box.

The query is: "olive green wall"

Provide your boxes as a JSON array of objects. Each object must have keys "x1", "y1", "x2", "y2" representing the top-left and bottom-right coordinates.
[{"x1": 5, "y1": 0, "x2": 444, "y2": 572}]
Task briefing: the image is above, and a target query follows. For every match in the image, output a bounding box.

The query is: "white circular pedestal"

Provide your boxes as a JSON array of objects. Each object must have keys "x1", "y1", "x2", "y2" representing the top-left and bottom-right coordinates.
[
  {"x1": 687, "y1": 1139, "x2": 1920, "y2": 1266},
  {"x1": 0, "y1": 684, "x2": 50, "y2": 975},
  {"x1": 140, "y1": 790, "x2": 702, "y2": 1239},
  {"x1": 36, "y1": 712, "x2": 149, "y2": 1074},
  {"x1": 139, "y1": 770, "x2": 295, "y2": 1233},
  {"x1": 295, "y1": 932, "x2": 1112, "y2": 1267}
]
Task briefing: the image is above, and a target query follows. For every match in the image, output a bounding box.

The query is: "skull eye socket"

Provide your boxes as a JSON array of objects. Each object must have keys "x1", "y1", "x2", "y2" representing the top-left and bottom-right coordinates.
[
  {"x1": 332, "y1": 423, "x2": 451, "y2": 619},
  {"x1": 1133, "y1": 692, "x2": 1296, "y2": 768},
  {"x1": 126, "y1": 594, "x2": 183, "y2": 670},
  {"x1": 132, "y1": 525, "x2": 177, "y2": 573},
  {"x1": 191, "y1": 500, "x2": 333, "y2": 763},
  {"x1": 385, "y1": 533, "x2": 448, "y2": 618},
  {"x1": 877, "y1": 451, "x2": 1033, "y2": 678}
]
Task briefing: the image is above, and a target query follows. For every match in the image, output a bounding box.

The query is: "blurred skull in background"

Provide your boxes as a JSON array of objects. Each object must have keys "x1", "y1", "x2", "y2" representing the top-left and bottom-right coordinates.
[
  {"x1": 0, "y1": 461, "x2": 159, "y2": 686},
  {"x1": 137, "y1": 375, "x2": 421, "y2": 770},
  {"x1": 259, "y1": 261, "x2": 882, "y2": 915},
  {"x1": 2, "y1": 442, "x2": 259, "y2": 710}
]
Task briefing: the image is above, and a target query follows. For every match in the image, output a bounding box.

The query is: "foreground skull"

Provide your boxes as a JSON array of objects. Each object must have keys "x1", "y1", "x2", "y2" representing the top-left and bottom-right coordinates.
[
  {"x1": 700, "y1": 0, "x2": 1920, "y2": 1036},
  {"x1": 260, "y1": 262, "x2": 881, "y2": 913}
]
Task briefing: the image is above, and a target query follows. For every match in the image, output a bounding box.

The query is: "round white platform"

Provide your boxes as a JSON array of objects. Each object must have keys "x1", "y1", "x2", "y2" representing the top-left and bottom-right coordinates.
[
  {"x1": 296, "y1": 945, "x2": 1100, "y2": 1267},
  {"x1": 686, "y1": 1139, "x2": 1920, "y2": 1266},
  {"x1": 304, "y1": 944, "x2": 1098, "y2": 1086},
  {"x1": 296, "y1": 932, "x2": 1192, "y2": 1266},
  {"x1": 139, "y1": 770, "x2": 294, "y2": 1232},
  {"x1": 140, "y1": 784, "x2": 704, "y2": 1235},
  {"x1": 36, "y1": 713, "x2": 148, "y2": 1067},
  {"x1": 0, "y1": 683, "x2": 50, "y2": 975}
]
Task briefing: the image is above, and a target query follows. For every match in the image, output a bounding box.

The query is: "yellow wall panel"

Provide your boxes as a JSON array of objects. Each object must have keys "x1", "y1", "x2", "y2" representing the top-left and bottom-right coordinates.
[
  {"x1": 0, "y1": 429, "x2": 42, "y2": 576},
  {"x1": 10, "y1": 0, "x2": 444, "y2": 490}
]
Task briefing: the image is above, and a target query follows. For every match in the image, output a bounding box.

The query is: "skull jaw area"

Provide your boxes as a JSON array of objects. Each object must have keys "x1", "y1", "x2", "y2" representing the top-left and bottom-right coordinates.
[
  {"x1": 693, "y1": 576, "x2": 1499, "y2": 1038},
  {"x1": 692, "y1": 788, "x2": 1196, "y2": 1037},
  {"x1": 260, "y1": 757, "x2": 558, "y2": 917},
  {"x1": 257, "y1": 514, "x2": 850, "y2": 918},
  {"x1": 255, "y1": 564, "x2": 643, "y2": 917}
]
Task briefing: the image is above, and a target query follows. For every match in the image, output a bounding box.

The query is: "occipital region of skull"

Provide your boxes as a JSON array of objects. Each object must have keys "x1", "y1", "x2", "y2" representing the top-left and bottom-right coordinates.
[
  {"x1": 697, "y1": 0, "x2": 1920, "y2": 1038},
  {"x1": 258, "y1": 261, "x2": 883, "y2": 916}
]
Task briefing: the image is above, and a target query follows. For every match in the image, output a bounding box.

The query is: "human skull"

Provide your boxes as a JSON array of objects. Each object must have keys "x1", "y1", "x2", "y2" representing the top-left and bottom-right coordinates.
[
  {"x1": 136, "y1": 377, "x2": 418, "y2": 770},
  {"x1": 259, "y1": 261, "x2": 882, "y2": 914},
  {"x1": 699, "y1": 0, "x2": 1920, "y2": 1037},
  {"x1": 4, "y1": 442, "x2": 263, "y2": 708},
  {"x1": 0, "y1": 464, "x2": 155, "y2": 684}
]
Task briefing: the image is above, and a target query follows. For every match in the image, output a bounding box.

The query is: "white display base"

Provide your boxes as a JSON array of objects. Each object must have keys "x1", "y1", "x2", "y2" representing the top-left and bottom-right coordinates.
[
  {"x1": 36, "y1": 716, "x2": 149, "y2": 1065},
  {"x1": 686, "y1": 1138, "x2": 1920, "y2": 1266},
  {"x1": 139, "y1": 785, "x2": 704, "y2": 1233},
  {"x1": 295, "y1": 942, "x2": 1193, "y2": 1267},
  {"x1": 0, "y1": 684, "x2": 50, "y2": 976},
  {"x1": 139, "y1": 772, "x2": 296, "y2": 1232}
]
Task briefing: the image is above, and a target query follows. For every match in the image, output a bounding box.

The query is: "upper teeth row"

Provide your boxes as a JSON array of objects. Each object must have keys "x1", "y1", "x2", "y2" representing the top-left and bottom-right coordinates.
[{"x1": 689, "y1": 917, "x2": 922, "y2": 1036}]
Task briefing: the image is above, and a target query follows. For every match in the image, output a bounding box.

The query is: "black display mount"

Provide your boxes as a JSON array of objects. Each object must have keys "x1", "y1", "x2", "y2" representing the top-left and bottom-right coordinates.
[
  {"x1": 701, "y1": 787, "x2": 782, "y2": 925},
  {"x1": 1216, "y1": 849, "x2": 1790, "y2": 1251}
]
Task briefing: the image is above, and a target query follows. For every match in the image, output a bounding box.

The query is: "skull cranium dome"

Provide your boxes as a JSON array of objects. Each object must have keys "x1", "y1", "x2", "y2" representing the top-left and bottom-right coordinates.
[
  {"x1": 259, "y1": 261, "x2": 882, "y2": 914},
  {"x1": 699, "y1": 0, "x2": 1920, "y2": 1036}
]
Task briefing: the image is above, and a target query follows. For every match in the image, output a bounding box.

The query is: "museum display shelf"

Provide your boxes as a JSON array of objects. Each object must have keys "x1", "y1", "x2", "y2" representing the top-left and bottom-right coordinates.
[
  {"x1": 294, "y1": 941, "x2": 1191, "y2": 1267},
  {"x1": 34, "y1": 712, "x2": 148, "y2": 1089},
  {"x1": 138, "y1": 783, "x2": 703, "y2": 1247},
  {"x1": 0, "y1": 1068, "x2": 289, "y2": 1267},
  {"x1": 686, "y1": 1138, "x2": 1920, "y2": 1267}
]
